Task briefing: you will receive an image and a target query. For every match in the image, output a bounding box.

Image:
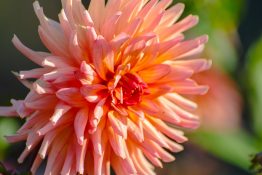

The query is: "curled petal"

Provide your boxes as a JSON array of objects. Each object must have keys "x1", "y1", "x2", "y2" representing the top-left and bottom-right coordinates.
[
  {"x1": 74, "y1": 108, "x2": 89, "y2": 145},
  {"x1": 12, "y1": 35, "x2": 51, "y2": 65}
]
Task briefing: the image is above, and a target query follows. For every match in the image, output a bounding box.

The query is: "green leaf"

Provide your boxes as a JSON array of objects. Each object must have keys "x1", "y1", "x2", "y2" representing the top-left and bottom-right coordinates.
[{"x1": 190, "y1": 130, "x2": 259, "y2": 170}]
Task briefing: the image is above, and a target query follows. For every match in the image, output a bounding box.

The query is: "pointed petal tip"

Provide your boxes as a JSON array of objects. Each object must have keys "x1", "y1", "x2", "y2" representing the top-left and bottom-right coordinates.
[
  {"x1": 175, "y1": 3, "x2": 185, "y2": 11},
  {"x1": 11, "y1": 71, "x2": 19, "y2": 77},
  {"x1": 200, "y1": 34, "x2": 209, "y2": 44},
  {"x1": 90, "y1": 119, "x2": 98, "y2": 128},
  {"x1": 33, "y1": 0, "x2": 40, "y2": 7},
  {"x1": 200, "y1": 85, "x2": 209, "y2": 95},
  {"x1": 78, "y1": 136, "x2": 84, "y2": 145},
  {"x1": 11, "y1": 34, "x2": 18, "y2": 42},
  {"x1": 17, "y1": 158, "x2": 23, "y2": 164},
  {"x1": 207, "y1": 59, "x2": 212, "y2": 69},
  {"x1": 178, "y1": 2, "x2": 185, "y2": 8}
]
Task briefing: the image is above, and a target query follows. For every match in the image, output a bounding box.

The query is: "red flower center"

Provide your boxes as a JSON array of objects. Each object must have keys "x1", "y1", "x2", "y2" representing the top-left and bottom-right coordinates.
[{"x1": 114, "y1": 73, "x2": 149, "y2": 106}]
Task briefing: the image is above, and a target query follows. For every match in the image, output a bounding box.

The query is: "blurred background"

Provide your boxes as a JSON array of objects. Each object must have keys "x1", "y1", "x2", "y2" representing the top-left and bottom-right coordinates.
[{"x1": 0, "y1": 0, "x2": 262, "y2": 174}]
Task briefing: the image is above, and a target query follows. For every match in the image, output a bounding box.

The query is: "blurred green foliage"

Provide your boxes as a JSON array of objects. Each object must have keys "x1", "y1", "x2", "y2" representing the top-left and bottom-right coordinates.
[
  {"x1": 191, "y1": 130, "x2": 258, "y2": 170},
  {"x1": 0, "y1": 118, "x2": 19, "y2": 159},
  {"x1": 246, "y1": 36, "x2": 262, "y2": 142},
  {"x1": 175, "y1": 0, "x2": 262, "y2": 172},
  {"x1": 174, "y1": 0, "x2": 245, "y2": 72}
]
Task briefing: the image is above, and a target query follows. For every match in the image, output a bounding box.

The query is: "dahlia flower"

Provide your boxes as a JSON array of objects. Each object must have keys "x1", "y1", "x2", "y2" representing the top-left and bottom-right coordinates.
[{"x1": 0, "y1": 0, "x2": 210, "y2": 174}]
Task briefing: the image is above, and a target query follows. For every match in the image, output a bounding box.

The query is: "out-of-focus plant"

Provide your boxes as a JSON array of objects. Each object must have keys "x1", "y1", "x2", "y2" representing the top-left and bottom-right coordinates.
[
  {"x1": 0, "y1": 118, "x2": 19, "y2": 159},
  {"x1": 170, "y1": 0, "x2": 262, "y2": 172},
  {"x1": 175, "y1": 0, "x2": 245, "y2": 72},
  {"x1": 246, "y1": 36, "x2": 262, "y2": 142},
  {"x1": 251, "y1": 152, "x2": 262, "y2": 174}
]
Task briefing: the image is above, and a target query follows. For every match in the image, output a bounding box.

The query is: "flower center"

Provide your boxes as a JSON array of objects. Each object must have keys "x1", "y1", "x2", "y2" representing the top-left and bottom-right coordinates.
[{"x1": 114, "y1": 73, "x2": 149, "y2": 106}]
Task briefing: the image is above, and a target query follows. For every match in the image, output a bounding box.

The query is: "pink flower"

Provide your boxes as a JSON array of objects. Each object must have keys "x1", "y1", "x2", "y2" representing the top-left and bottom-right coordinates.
[
  {"x1": 0, "y1": 0, "x2": 210, "y2": 174},
  {"x1": 193, "y1": 67, "x2": 242, "y2": 132}
]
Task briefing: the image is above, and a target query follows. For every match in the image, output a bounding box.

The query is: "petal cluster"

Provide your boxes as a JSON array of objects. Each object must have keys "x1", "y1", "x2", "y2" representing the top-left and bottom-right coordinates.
[{"x1": 0, "y1": 0, "x2": 211, "y2": 174}]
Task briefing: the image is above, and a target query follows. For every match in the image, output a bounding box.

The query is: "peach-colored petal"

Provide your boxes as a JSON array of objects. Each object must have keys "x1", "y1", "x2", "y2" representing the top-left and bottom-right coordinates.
[
  {"x1": 116, "y1": 0, "x2": 142, "y2": 34},
  {"x1": 157, "y1": 14, "x2": 199, "y2": 40},
  {"x1": 80, "y1": 84, "x2": 107, "y2": 103},
  {"x1": 19, "y1": 68, "x2": 51, "y2": 79},
  {"x1": 165, "y1": 93, "x2": 198, "y2": 111},
  {"x1": 39, "y1": 130, "x2": 57, "y2": 159},
  {"x1": 61, "y1": 144, "x2": 74, "y2": 175},
  {"x1": 108, "y1": 126, "x2": 126, "y2": 159},
  {"x1": 33, "y1": 80, "x2": 54, "y2": 95},
  {"x1": 44, "y1": 130, "x2": 70, "y2": 175},
  {"x1": 101, "y1": 11, "x2": 122, "y2": 40},
  {"x1": 160, "y1": 3, "x2": 185, "y2": 27},
  {"x1": 69, "y1": 32, "x2": 84, "y2": 64},
  {"x1": 149, "y1": 117, "x2": 187, "y2": 143},
  {"x1": 108, "y1": 111, "x2": 127, "y2": 138},
  {"x1": 88, "y1": 0, "x2": 105, "y2": 30},
  {"x1": 31, "y1": 155, "x2": 42, "y2": 174},
  {"x1": 177, "y1": 59, "x2": 212, "y2": 73},
  {"x1": 110, "y1": 33, "x2": 130, "y2": 51},
  {"x1": 76, "y1": 139, "x2": 88, "y2": 174},
  {"x1": 138, "y1": 64, "x2": 170, "y2": 83},
  {"x1": 50, "y1": 102, "x2": 71, "y2": 124},
  {"x1": 56, "y1": 88, "x2": 87, "y2": 107},
  {"x1": 74, "y1": 108, "x2": 89, "y2": 145},
  {"x1": 0, "y1": 106, "x2": 18, "y2": 117},
  {"x1": 91, "y1": 36, "x2": 113, "y2": 79},
  {"x1": 12, "y1": 35, "x2": 51, "y2": 65},
  {"x1": 25, "y1": 95, "x2": 58, "y2": 110},
  {"x1": 143, "y1": 119, "x2": 169, "y2": 148}
]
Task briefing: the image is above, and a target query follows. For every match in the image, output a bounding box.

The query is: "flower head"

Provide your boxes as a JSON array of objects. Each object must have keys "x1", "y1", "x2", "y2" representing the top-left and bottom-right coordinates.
[{"x1": 0, "y1": 0, "x2": 210, "y2": 174}]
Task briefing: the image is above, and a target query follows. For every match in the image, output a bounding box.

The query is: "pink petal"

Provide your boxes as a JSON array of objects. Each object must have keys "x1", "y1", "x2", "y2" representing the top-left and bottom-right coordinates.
[
  {"x1": 88, "y1": 0, "x2": 105, "y2": 30},
  {"x1": 173, "y1": 59, "x2": 212, "y2": 73},
  {"x1": 138, "y1": 64, "x2": 171, "y2": 83},
  {"x1": 149, "y1": 117, "x2": 188, "y2": 143},
  {"x1": 19, "y1": 68, "x2": 51, "y2": 79},
  {"x1": 108, "y1": 111, "x2": 127, "y2": 139},
  {"x1": 74, "y1": 108, "x2": 89, "y2": 145},
  {"x1": 157, "y1": 14, "x2": 199, "y2": 40},
  {"x1": 50, "y1": 102, "x2": 71, "y2": 124},
  {"x1": 56, "y1": 88, "x2": 87, "y2": 107},
  {"x1": 165, "y1": 93, "x2": 197, "y2": 111},
  {"x1": 110, "y1": 33, "x2": 130, "y2": 51},
  {"x1": 76, "y1": 139, "x2": 88, "y2": 174},
  {"x1": 89, "y1": 98, "x2": 107, "y2": 129},
  {"x1": 91, "y1": 36, "x2": 114, "y2": 80},
  {"x1": 61, "y1": 144, "x2": 74, "y2": 175},
  {"x1": 12, "y1": 35, "x2": 51, "y2": 65},
  {"x1": 108, "y1": 126, "x2": 126, "y2": 159},
  {"x1": 0, "y1": 106, "x2": 17, "y2": 117},
  {"x1": 101, "y1": 11, "x2": 122, "y2": 40},
  {"x1": 160, "y1": 3, "x2": 185, "y2": 27},
  {"x1": 80, "y1": 84, "x2": 107, "y2": 103}
]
